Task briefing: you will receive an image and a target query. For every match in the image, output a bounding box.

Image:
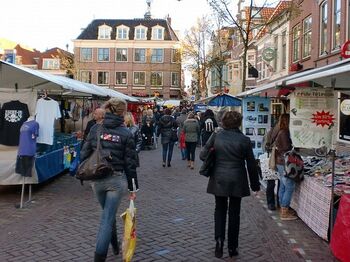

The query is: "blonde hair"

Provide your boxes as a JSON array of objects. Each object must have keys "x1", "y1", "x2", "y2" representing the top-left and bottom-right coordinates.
[
  {"x1": 124, "y1": 112, "x2": 135, "y2": 127},
  {"x1": 146, "y1": 109, "x2": 153, "y2": 117},
  {"x1": 103, "y1": 98, "x2": 126, "y2": 116}
]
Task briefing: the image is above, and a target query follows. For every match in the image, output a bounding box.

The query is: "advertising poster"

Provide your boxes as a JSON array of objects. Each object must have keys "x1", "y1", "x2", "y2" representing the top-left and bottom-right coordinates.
[
  {"x1": 338, "y1": 93, "x2": 350, "y2": 143},
  {"x1": 289, "y1": 88, "x2": 336, "y2": 149},
  {"x1": 242, "y1": 97, "x2": 271, "y2": 158}
]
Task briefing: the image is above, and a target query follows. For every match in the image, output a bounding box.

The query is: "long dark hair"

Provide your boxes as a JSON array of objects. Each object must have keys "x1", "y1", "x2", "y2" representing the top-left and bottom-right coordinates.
[{"x1": 278, "y1": 114, "x2": 290, "y2": 130}]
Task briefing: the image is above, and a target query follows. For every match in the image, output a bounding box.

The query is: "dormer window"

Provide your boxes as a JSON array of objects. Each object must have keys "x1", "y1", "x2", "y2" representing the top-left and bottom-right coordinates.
[
  {"x1": 152, "y1": 26, "x2": 164, "y2": 40},
  {"x1": 117, "y1": 25, "x2": 129, "y2": 40},
  {"x1": 98, "y1": 25, "x2": 112, "y2": 40},
  {"x1": 135, "y1": 25, "x2": 147, "y2": 40}
]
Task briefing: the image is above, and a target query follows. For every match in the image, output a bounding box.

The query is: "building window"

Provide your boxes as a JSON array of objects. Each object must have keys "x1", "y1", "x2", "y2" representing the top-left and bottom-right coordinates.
[
  {"x1": 97, "y1": 72, "x2": 109, "y2": 85},
  {"x1": 117, "y1": 26, "x2": 129, "y2": 39},
  {"x1": 116, "y1": 48, "x2": 128, "y2": 62},
  {"x1": 80, "y1": 48, "x2": 92, "y2": 62},
  {"x1": 228, "y1": 65, "x2": 233, "y2": 81},
  {"x1": 292, "y1": 25, "x2": 301, "y2": 62},
  {"x1": 135, "y1": 26, "x2": 147, "y2": 40},
  {"x1": 282, "y1": 31, "x2": 287, "y2": 69},
  {"x1": 303, "y1": 16, "x2": 312, "y2": 58},
  {"x1": 232, "y1": 63, "x2": 240, "y2": 80},
  {"x1": 151, "y1": 72, "x2": 163, "y2": 86},
  {"x1": 171, "y1": 72, "x2": 179, "y2": 86},
  {"x1": 97, "y1": 48, "x2": 110, "y2": 62},
  {"x1": 320, "y1": 1, "x2": 328, "y2": 55},
  {"x1": 151, "y1": 49, "x2": 163, "y2": 63},
  {"x1": 81, "y1": 71, "x2": 92, "y2": 83},
  {"x1": 333, "y1": 0, "x2": 341, "y2": 49},
  {"x1": 98, "y1": 25, "x2": 112, "y2": 39},
  {"x1": 42, "y1": 59, "x2": 60, "y2": 69},
  {"x1": 116, "y1": 72, "x2": 127, "y2": 85},
  {"x1": 171, "y1": 48, "x2": 181, "y2": 63},
  {"x1": 273, "y1": 35, "x2": 278, "y2": 71},
  {"x1": 133, "y1": 72, "x2": 145, "y2": 85},
  {"x1": 134, "y1": 48, "x2": 146, "y2": 62},
  {"x1": 210, "y1": 69, "x2": 218, "y2": 87},
  {"x1": 152, "y1": 27, "x2": 164, "y2": 40}
]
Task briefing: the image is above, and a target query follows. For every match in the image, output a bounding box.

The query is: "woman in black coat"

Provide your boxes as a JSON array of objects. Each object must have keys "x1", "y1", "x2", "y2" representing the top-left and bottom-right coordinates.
[{"x1": 200, "y1": 111, "x2": 260, "y2": 258}]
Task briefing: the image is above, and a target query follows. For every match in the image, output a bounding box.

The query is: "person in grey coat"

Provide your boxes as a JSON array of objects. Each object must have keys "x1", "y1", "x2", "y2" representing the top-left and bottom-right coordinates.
[
  {"x1": 183, "y1": 112, "x2": 200, "y2": 169},
  {"x1": 200, "y1": 111, "x2": 260, "y2": 259}
]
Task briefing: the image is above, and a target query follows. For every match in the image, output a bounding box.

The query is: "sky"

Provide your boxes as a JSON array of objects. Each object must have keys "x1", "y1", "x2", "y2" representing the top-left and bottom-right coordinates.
[{"x1": 0, "y1": 0, "x2": 214, "y2": 52}]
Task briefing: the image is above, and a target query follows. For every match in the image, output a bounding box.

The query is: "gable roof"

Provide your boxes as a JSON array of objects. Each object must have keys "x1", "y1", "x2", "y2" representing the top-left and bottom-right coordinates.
[{"x1": 77, "y1": 19, "x2": 179, "y2": 41}]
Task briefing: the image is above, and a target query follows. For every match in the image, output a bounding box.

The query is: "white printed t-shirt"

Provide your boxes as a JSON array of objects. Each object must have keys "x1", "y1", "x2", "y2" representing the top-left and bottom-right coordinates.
[{"x1": 35, "y1": 98, "x2": 61, "y2": 145}]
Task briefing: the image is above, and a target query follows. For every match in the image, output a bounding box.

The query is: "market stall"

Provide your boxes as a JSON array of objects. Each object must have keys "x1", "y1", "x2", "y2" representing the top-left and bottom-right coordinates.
[
  {"x1": 0, "y1": 60, "x2": 137, "y2": 185},
  {"x1": 195, "y1": 93, "x2": 241, "y2": 114}
]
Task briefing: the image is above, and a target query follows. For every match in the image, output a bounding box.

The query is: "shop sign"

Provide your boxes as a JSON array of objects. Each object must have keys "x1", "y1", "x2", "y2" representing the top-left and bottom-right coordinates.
[
  {"x1": 340, "y1": 40, "x2": 350, "y2": 59},
  {"x1": 311, "y1": 110, "x2": 335, "y2": 127},
  {"x1": 340, "y1": 99, "x2": 350, "y2": 115},
  {"x1": 262, "y1": 47, "x2": 276, "y2": 62}
]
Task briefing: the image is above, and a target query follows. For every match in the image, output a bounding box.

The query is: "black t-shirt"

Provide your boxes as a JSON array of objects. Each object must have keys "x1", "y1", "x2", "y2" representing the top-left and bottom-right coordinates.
[{"x1": 0, "y1": 100, "x2": 30, "y2": 146}]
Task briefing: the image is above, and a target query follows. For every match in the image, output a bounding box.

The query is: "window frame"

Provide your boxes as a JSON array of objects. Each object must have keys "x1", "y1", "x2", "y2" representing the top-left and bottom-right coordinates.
[
  {"x1": 116, "y1": 26, "x2": 129, "y2": 40},
  {"x1": 97, "y1": 48, "x2": 110, "y2": 62},
  {"x1": 116, "y1": 48, "x2": 128, "y2": 62},
  {"x1": 171, "y1": 48, "x2": 181, "y2": 63},
  {"x1": 134, "y1": 48, "x2": 146, "y2": 63},
  {"x1": 152, "y1": 26, "x2": 164, "y2": 40},
  {"x1": 98, "y1": 25, "x2": 112, "y2": 40},
  {"x1": 281, "y1": 30, "x2": 287, "y2": 69},
  {"x1": 133, "y1": 71, "x2": 146, "y2": 86},
  {"x1": 115, "y1": 71, "x2": 128, "y2": 85},
  {"x1": 302, "y1": 16, "x2": 312, "y2": 58},
  {"x1": 80, "y1": 70, "x2": 92, "y2": 83},
  {"x1": 97, "y1": 71, "x2": 109, "y2": 85},
  {"x1": 150, "y1": 72, "x2": 163, "y2": 86},
  {"x1": 42, "y1": 58, "x2": 60, "y2": 70},
  {"x1": 80, "y1": 48, "x2": 92, "y2": 62},
  {"x1": 151, "y1": 48, "x2": 164, "y2": 63},
  {"x1": 320, "y1": 1, "x2": 328, "y2": 56},
  {"x1": 292, "y1": 24, "x2": 301, "y2": 62},
  {"x1": 171, "y1": 72, "x2": 179, "y2": 87},
  {"x1": 332, "y1": 0, "x2": 341, "y2": 50},
  {"x1": 135, "y1": 26, "x2": 147, "y2": 40}
]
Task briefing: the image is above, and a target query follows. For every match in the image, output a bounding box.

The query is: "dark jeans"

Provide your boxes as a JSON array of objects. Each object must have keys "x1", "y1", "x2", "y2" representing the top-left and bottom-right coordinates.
[
  {"x1": 214, "y1": 196, "x2": 242, "y2": 250},
  {"x1": 185, "y1": 142, "x2": 197, "y2": 161},
  {"x1": 162, "y1": 142, "x2": 175, "y2": 163},
  {"x1": 266, "y1": 180, "x2": 280, "y2": 207}
]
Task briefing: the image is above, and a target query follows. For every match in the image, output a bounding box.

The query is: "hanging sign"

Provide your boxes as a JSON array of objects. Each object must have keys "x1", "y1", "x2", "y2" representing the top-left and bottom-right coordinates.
[
  {"x1": 262, "y1": 47, "x2": 276, "y2": 62},
  {"x1": 289, "y1": 88, "x2": 336, "y2": 149},
  {"x1": 340, "y1": 40, "x2": 350, "y2": 59}
]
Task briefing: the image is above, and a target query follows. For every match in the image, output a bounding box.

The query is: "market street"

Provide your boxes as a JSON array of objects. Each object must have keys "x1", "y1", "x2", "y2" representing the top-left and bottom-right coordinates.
[{"x1": 0, "y1": 146, "x2": 335, "y2": 261}]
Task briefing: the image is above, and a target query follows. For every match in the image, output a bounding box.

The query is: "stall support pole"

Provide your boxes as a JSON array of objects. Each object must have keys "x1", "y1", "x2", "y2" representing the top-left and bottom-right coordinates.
[
  {"x1": 329, "y1": 149, "x2": 336, "y2": 238},
  {"x1": 20, "y1": 177, "x2": 25, "y2": 209}
]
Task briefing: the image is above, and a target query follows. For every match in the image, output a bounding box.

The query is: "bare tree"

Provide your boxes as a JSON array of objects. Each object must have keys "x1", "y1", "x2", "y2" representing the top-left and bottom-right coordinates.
[
  {"x1": 181, "y1": 16, "x2": 212, "y2": 98},
  {"x1": 207, "y1": 0, "x2": 299, "y2": 92}
]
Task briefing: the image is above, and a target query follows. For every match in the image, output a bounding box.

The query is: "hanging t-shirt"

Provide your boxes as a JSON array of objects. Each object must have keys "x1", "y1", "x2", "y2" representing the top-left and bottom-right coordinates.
[
  {"x1": 35, "y1": 98, "x2": 61, "y2": 145},
  {"x1": 17, "y1": 120, "x2": 39, "y2": 156},
  {"x1": 0, "y1": 100, "x2": 30, "y2": 146}
]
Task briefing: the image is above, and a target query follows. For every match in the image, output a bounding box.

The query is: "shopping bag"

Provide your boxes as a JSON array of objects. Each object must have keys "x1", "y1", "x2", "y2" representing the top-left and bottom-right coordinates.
[{"x1": 121, "y1": 199, "x2": 137, "y2": 262}]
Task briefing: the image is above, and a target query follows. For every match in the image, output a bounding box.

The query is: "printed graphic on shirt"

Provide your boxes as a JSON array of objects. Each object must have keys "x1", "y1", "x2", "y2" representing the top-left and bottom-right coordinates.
[
  {"x1": 101, "y1": 133, "x2": 121, "y2": 143},
  {"x1": 5, "y1": 110, "x2": 23, "y2": 123}
]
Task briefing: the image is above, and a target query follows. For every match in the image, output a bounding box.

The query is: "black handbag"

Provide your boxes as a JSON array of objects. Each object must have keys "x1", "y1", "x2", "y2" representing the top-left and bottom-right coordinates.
[
  {"x1": 171, "y1": 127, "x2": 178, "y2": 142},
  {"x1": 199, "y1": 132, "x2": 216, "y2": 177},
  {"x1": 76, "y1": 126, "x2": 113, "y2": 181}
]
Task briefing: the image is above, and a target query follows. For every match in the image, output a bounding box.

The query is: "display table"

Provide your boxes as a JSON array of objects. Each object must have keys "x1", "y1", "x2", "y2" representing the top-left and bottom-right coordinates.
[
  {"x1": 330, "y1": 194, "x2": 350, "y2": 262},
  {"x1": 291, "y1": 176, "x2": 332, "y2": 240}
]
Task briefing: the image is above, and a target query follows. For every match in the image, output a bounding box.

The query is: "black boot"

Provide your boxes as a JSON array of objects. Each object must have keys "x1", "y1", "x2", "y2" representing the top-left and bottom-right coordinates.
[
  {"x1": 229, "y1": 248, "x2": 238, "y2": 257},
  {"x1": 94, "y1": 252, "x2": 106, "y2": 262},
  {"x1": 215, "y1": 239, "x2": 224, "y2": 258},
  {"x1": 111, "y1": 235, "x2": 120, "y2": 255}
]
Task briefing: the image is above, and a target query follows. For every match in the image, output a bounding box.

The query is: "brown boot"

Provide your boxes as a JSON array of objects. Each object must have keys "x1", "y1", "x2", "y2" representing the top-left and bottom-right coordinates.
[
  {"x1": 190, "y1": 161, "x2": 194, "y2": 169},
  {"x1": 187, "y1": 161, "x2": 191, "y2": 167},
  {"x1": 280, "y1": 207, "x2": 297, "y2": 220}
]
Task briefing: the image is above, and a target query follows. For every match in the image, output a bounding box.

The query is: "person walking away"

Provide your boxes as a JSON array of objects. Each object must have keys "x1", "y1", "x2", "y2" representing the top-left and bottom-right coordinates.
[
  {"x1": 200, "y1": 109, "x2": 218, "y2": 146},
  {"x1": 176, "y1": 108, "x2": 188, "y2": 160},
  {"x1": 200, "y1": 111, "x2": 260, "y2": 258},
  {"x1": 157, "y1": 108, "x2": 177, "y2": 167},
  {"x1": 80, "y1": 98, "x2": 139, "y2": 262},
  {"x1": 84, "y1": 108, "x2": 105, "y2": 140},
  {"x1": 273, "y1": 114, "x2": 296, "y2": 220},
  {"x1": 183, "y1": 112, "x2": 200, "y2": 169},
  {"x1": 124, "y1": 112, "x2": 142, "y2": 167}
]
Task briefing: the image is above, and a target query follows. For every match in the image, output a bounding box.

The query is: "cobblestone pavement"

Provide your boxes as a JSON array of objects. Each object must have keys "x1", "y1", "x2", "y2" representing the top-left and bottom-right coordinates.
[{"x1": 0, "y1": 145, "x2": 335, "y2": 261}]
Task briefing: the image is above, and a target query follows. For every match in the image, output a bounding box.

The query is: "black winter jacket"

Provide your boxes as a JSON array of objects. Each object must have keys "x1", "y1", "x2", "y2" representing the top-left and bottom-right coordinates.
[
  {"x1": 200, "y1": 129, "x2": 260, "y2": 197},
  {"x1": 157, "y1": 115, "x2": 177, "y2": 144},
  {"x1": 80, "y1": 113, "x2": 139, "y2": 191}
]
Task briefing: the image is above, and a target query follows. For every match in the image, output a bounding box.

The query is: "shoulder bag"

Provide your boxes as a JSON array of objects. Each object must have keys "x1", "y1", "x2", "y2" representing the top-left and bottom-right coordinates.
[
  {"x1": 76, "y1": 126, "x2": 113, "y2": 181},
  {"x1": 199, "y1": 132, "x2": 216, "y2": 177}
]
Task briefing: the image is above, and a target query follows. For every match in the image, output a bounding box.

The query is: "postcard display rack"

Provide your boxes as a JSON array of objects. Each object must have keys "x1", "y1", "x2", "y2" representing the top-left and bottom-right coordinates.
[{"x1": 242, "y1": 97, "x2": 271, "y2": 158}]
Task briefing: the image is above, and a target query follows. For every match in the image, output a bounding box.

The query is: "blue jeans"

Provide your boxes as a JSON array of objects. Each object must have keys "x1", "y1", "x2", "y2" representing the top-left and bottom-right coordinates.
[
  {"x1": 92, "y1": 173, "x2": 128, "y2": 256},
  {"x1": 277, "y1": 164, "x2": 295, "y2": 208},
  {"x1": 162, "y1": 142, "x2": 175, "y2": 163},
  {"x1": 180, "y1": 148, "x2": 187, "y2": 160}
]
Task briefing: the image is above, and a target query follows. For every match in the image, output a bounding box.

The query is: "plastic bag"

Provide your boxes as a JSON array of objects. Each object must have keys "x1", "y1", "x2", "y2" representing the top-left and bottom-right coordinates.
[{"x1": 121, "y1": 199, "x2": 137, "y2": 262}]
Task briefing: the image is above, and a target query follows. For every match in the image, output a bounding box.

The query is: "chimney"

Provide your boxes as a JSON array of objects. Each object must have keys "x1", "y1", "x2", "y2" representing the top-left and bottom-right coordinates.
[{"x1": 166, "y1": 15, "x2": 172, "y2": 25}]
